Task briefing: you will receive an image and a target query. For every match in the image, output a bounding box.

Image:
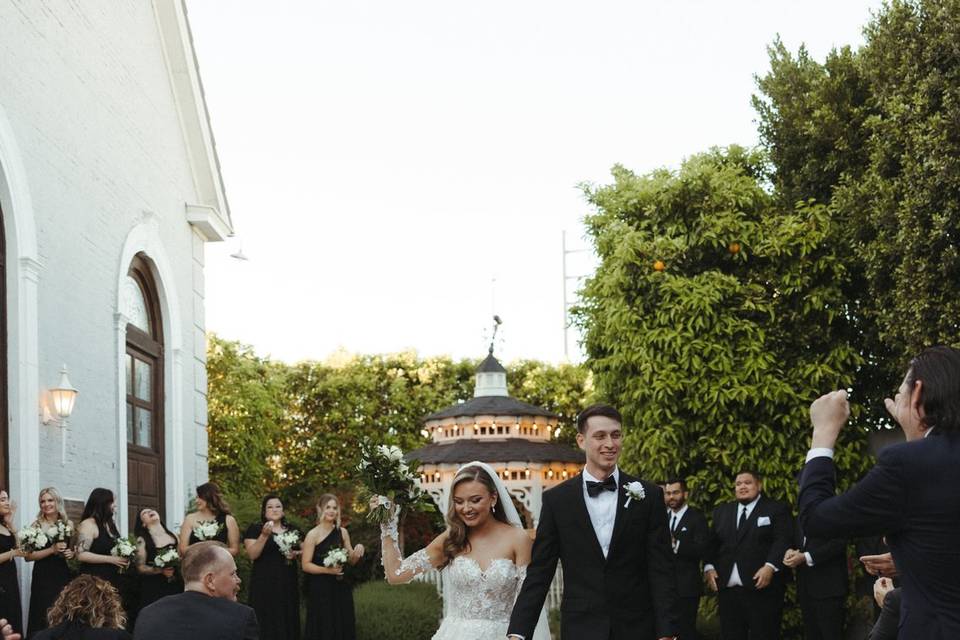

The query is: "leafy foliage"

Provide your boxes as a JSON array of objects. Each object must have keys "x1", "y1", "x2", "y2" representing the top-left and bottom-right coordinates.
[{"x1": 573, "y1": 147, "x2": 872, "y2": 509}]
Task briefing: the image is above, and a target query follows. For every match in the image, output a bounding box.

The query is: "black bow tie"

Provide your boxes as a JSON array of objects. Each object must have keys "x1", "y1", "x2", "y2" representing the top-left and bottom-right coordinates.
[{"x1": 586, "y1": 475, "x2": 617, "y2": 498}]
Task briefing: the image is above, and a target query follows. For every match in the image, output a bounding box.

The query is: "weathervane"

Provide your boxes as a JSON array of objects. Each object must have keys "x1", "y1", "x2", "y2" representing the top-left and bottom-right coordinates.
[{"x1": 489, "y1": 315, "x2": 502, "y2": 355}]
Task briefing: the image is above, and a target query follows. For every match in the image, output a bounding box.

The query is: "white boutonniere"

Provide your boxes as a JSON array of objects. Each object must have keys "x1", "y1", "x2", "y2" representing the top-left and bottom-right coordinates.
[{"x1": 624, "y1": 481, "x2": 645, "y2": 508}]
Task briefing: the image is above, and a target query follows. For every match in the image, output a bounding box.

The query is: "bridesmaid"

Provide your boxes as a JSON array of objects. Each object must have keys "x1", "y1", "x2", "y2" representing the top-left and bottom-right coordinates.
[
  {"x1": 178, "y1": 482, "x2": 239, "y2": 557},
  {"x1": 76, "y1": 488, "x2": 128, "y2": 589},
  {"x1": 24, "y1": 487, "x2": 75, "y2": 637},
  {"x1": 243, "y1": 495, "x2": 301, "y2": 640},
  {"x1": 0, "y1": 489, "x2": 24, "y2": 636},
  {"x1": 134, "y1": 508, "x2": 183, "y2": 611},
  {"x1": 302, "y1": 494, "x2": 364, "y2": 640}
]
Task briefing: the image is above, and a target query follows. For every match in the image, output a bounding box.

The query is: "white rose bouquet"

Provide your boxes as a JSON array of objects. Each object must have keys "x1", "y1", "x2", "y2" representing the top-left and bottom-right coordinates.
[
  {"x1": 153, "y1": 546, "x2": 180, "y2": 581},
  {"x1": 110, "y1": 535, "x2": 138, "y2": 573},
  {"x1": 356, "y1": 441, "x2": 434, "y2": 525},
  {"x1": 192, "y1": 520, "x2": 223, "y2": 541},
  {"x1": 50, "y1": 520, "x2": 74, "y2": 544},
  {"x1": 273, "y1": 530, "x2": 301, "y2": 565},
  {"x1": 323, "y1": 546, "x2": 349, "y2": 580},
  {"x1": 17, "y1": 525, "x2": 50, "y2": 553}
]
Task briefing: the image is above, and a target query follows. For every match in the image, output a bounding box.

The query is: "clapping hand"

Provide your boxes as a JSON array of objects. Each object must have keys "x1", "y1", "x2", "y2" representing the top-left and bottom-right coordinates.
[
  {"x1": 0, "y1": 617, "x2": 20, "y2": 640},
  {"x1": 861, "y1": 552, "x2": 898, "y2": 578},
  {"x1": 810, "y1": 390, "x2": 850, "y2": 449},
  {"x1": 873, "y1": 577, "x2": 895, "y2": 608},
  {"x1": 350, "y1": 544, "x2": 365, "y2": 562},
  {"x1": 783, "y1": 549, "x2": 806, "y2": 568}
]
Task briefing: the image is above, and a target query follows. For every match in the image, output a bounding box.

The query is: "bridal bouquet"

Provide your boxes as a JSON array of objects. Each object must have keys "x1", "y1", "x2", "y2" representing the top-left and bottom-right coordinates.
[
  {"x1": 274, "y1": 530, "x2": 301, "y2": 565},
  {"x1": 47, "y1": 520, "x2": 73, "y2": 544},
  {"x1": 153, "y1": 546, "x2": 180, "y2": 582},
  {"x1": 16, "y1": 525, "x2": 51, "y2": 553},
  {"x1": 111, "y1": 535, "x2": 138, "y2": 573},
  {"x1": 192, "y1": 520, "x2": 223, "y2": 541},
  {"x1": 356, "y1": 441, "x2": 434, "y2": 525}
]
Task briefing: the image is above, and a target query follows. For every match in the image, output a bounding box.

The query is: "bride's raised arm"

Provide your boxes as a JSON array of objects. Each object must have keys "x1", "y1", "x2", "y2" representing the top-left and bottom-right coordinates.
[{"x1": 375, "y1": 498, "x2": 446, "y2": 585}]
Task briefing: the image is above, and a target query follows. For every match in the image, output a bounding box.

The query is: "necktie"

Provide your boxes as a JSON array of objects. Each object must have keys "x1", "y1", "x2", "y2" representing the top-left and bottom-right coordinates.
[
  {"x1": 738, "y1": 506, "x2": 747, "y2": 530},
  {"x1": 670, "y1": 514, "x2": 677, "y2": 535},
  {"x1": 586, "y1": 475, "x2": 617, "y2": 497}
]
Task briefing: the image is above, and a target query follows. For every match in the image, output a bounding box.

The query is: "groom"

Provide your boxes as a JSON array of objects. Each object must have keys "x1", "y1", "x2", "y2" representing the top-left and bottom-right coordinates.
[{"x1": 508, "y1": 404, "x2": 678, "y2": 640}]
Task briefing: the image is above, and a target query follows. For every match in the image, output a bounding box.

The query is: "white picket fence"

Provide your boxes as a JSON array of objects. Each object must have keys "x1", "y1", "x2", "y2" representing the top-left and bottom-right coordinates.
[{"x1": 415, "y1": 563, "x2": 564, "y2": 614}]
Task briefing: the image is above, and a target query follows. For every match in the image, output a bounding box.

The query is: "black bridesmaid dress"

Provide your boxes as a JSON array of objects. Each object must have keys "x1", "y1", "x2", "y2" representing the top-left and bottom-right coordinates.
[
  {"x1": 138, "y1": 539, "x2": 182, "y2": 611},
  {"x1": 303, "y1": 527, "x2": 355, "y2": 640},
  {"x1": 26, "y1": 532, "x2": 73, "y2": 637},
  {"x1": 187, "y1": 513, "x2": 228, "y2": 546},
  {"x1": 244, "y1": 523, "x2": 300, "y2": 640},
  {"x1": 0, "y1": 530, "x2": 23, "y2": 635},
  {"x1": 79, "y1": 525, "x2": 137, "y2": 628}
]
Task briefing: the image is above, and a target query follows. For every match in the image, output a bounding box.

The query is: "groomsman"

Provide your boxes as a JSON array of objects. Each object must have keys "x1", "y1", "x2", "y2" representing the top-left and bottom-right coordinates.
[
  {"x1": 783, "y1": 524, "x2": 848, "y2": 640},
  {"x1": 704, "y1": 470, "x2": 793, "y2": 640},
  {"x1": 664, "y1": 478, "x2": 708, "y2": 640}
]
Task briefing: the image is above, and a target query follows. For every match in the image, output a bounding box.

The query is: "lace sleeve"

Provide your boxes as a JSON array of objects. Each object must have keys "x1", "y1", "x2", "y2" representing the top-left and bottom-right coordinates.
[
  {"x1": 515, "y1": 563, "x2": 528, "y2": 602},
  {"x1": 397, "y1": 548, "x2": 433, "y2": 580}
]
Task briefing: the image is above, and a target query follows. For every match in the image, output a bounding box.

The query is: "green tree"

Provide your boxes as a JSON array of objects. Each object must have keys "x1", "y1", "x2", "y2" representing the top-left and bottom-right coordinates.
[
  {"x1": 573, "y1": 146, "x2": 871, "y2": 509},
  {"x1": 206, "y1": 335, "x2": 289, "y2": 499}
]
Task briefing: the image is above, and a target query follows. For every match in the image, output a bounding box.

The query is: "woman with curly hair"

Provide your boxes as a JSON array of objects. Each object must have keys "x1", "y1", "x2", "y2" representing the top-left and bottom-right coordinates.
[
  {"x1": 178, "y1": 483, "x2": 239, "y2": 557},
  {"x1": 31, "y1": 574, "x2": 130, "y2": 639}
]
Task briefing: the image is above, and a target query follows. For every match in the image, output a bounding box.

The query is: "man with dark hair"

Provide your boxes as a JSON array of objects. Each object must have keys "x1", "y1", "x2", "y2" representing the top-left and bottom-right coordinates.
[
  {"x1": 664, "y1": 478, "x2": 708, "y2": 640},
  {"x1": 800, "y1": 345, "x2": 960, "y2": 639},
  {"x1": 704, "y1": 470, "x2": 793, "y2": 639},
  {"x1": 510, "y1": 403, "x2": 678, "y2": 640},
  {"x1": 134, "y1": 541, "x2": 258, "y2": 640}
]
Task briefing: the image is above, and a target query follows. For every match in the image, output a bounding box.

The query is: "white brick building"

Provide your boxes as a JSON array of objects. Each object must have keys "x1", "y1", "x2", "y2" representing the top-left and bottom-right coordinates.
[{"x1": 0, "y1": 0, "x2": 228, "y2": 576}]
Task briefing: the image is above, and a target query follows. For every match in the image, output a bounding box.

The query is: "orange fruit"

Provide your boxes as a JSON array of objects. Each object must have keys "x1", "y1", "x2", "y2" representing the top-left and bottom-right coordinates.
[
  {"x1": 653, "y1": 260, "x2": 665, "y2": 272},
  {"x1": 729, "y1": 242, "x2": 741, "y2": 254}
]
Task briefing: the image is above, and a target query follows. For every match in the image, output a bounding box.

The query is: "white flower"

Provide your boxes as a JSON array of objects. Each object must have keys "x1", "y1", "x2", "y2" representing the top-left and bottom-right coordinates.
[
  {"x1": 35, "y1": 532, "x2": 49, "y2": 547},
  {"x1": 273, "y1": 530, "x2": 301, "y2": 556},
  {"x1": 47, "y1": 526, "x2": 59, "y2": 537},
  {"x1": 624, "y1": 481, "x2": 646, "y2": 508},
  {"x1": 322, "y1": 547, "x2": 349, "y2": 567},
  {"x1": 193, "y1": 520, "x2": 223, "y2": 541}
]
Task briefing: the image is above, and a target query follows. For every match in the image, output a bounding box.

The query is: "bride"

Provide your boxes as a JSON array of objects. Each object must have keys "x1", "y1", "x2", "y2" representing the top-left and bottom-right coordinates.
[{"x1": 376, "y1": 461, "x2": 550, "y2": 640}]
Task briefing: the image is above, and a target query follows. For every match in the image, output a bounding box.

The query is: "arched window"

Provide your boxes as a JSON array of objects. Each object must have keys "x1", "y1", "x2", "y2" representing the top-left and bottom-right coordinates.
[
  {"x1": 125, "y1": 254, "x2": 164, "y2": 523},
  {"x1": 0, "y1": 206, "x2": 7, "y2": 488}
]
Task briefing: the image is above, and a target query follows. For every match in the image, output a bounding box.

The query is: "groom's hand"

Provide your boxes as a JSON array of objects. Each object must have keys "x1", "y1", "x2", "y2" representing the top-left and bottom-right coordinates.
[{"x1": 705, "y1": 569, "x2": 719, "y2": 592}]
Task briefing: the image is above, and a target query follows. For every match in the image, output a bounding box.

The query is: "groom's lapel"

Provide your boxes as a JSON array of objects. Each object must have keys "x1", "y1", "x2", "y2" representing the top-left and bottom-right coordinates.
[
  {"x1": 570, "y1": 475, "x2": 606, "y2": 564},
  {"x1": 607, "y1": 472, "x2": 632, "y2": 558}
]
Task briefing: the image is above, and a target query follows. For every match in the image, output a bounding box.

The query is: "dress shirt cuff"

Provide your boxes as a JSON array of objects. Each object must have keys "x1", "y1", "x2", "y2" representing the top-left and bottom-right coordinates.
[
  {"x1": 703, "y1": 564, "x2": 715, "y2": 574},
  {"x1": 805, "y1": 447, "x2": 834, "y2": 462},
  {"x1": 804, "y1": 552, "x2": 814, "y2": 567},
  {"x1": 765, "y1": 562, "x2": 779, "y2": 572}
]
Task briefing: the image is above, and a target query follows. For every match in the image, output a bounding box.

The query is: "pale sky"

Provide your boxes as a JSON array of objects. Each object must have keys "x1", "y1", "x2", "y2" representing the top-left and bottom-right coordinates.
[{"x1": 186, "y1": 0, "x2": 883, "y2": 365}]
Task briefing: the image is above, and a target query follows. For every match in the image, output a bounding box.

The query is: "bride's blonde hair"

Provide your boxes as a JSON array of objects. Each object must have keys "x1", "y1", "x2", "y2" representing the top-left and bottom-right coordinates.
[{"x1": 441, "y1": 465, "x2": 509, "y2": 568}]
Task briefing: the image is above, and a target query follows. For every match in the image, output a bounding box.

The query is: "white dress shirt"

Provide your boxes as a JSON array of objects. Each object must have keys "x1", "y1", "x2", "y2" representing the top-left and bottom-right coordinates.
[
  {"x1": 667, "y1": 504, "x2": 688, "y2": 554},
  {"x1": 582, "y1": 467, "x2": 619, "y2": 558}
]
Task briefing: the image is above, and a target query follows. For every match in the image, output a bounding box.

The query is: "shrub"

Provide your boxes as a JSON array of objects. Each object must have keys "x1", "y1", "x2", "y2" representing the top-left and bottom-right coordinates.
[{"x1": 354, "y1": 581, "x2": 442, "y2": 640}]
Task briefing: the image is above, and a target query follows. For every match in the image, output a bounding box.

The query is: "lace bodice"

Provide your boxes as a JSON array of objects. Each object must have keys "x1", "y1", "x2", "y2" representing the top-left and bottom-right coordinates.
[{"x1": 443, "y1": 556, "x2": 523, "y2": 622}]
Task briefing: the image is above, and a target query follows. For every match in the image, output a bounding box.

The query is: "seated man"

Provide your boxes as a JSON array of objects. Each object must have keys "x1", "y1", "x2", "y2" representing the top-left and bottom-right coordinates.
[{"x1": 134, "y1": 541, "x2": 258, "y2": 640}]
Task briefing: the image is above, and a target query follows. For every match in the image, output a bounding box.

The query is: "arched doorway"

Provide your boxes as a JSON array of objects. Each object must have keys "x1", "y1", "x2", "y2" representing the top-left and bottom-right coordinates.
[
  {"x1": 125, "y1": 254, "x2": 164, "y2": 524},
  {"x1": 0, "y1": 205, "x2": 7, "y2": 489}
]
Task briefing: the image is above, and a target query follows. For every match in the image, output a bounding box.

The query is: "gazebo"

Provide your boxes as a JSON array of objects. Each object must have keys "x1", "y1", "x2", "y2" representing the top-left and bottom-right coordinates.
[{"x1": 408, "y1": 349, "x2": 584, "y2": 528}]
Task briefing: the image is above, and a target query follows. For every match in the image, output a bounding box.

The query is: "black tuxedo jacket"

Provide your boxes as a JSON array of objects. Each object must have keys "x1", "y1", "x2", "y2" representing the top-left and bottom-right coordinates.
[
  {"x1": 133, "y1": 591, "x2": 259, "y2": 640},
  {"x1": 799, "y1": 433, "x2": 960, "y2": 640},
  {"x1": 705, "y1": 495, "x2": 793, "y2": 591},
  {"x1": 508, "y1": 472, "x2": 678, "y2": 639},
  {"x1": 793, "y1": 522, "x2": 847, "y2": 600},
  {"x1": 669, "y1": 506, "x2": 709, "y2": 597}
]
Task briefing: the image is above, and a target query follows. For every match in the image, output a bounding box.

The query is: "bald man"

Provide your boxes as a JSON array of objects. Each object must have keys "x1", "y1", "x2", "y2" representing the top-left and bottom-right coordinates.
[{"x1": 134, "y1": 541, "x2": 258, "y2": 640}]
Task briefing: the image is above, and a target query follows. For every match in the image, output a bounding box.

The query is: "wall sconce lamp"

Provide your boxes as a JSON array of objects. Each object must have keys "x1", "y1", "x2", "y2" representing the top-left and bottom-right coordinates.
[{"x1": 42, "y1": 365, "x2": 79, "y2": 465}]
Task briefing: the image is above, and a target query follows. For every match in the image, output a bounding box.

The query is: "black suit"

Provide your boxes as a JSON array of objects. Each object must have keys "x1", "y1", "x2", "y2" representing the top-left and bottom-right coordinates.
[
  {"x1": 668, "y1": 506, "x2": 708, "y2": 640},
  {"x1": 867, "y1": 587, "x2": 900, "y2": 640},
  {"x1": 133, "y1": 591, "x2": 259, "y2": 640},
  {"x1": 705, "y1": 495, "x2": 793, "y2": 640},
  {"x1": 799, "y1": 434, "x2": 960, "y2": 640},
  {"x1": 793, "y1": 524, "x2": 847, "y2": 640},
  {"x1": 508, "y1": 472, "x2": 678, "y2": 640}
]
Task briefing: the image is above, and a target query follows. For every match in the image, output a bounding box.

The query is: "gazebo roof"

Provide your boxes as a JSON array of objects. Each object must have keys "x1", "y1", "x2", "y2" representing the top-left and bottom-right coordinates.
[
  {"x1": 476, "y1": 352, "x2": 507, "y2": 373},
  {"x1": 407, "y1": 438, "x2": 585, "y2": 465},
  {"x1": 424, "y1": 395, "x2": 558, "y2": 421}
]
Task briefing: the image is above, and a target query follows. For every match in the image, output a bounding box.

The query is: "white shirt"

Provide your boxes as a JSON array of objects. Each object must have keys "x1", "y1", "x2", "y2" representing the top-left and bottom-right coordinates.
[
  {"x1": 667, "y1": 504, "x2": 689, "y2": 554},
  {"x1": 582, "y1": 467, "x2": 619, "y2": 558}
]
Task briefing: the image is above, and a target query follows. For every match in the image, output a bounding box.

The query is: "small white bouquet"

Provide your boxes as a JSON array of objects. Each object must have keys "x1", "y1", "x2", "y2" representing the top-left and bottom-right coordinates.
[
  {"x1": 153, "y1": 546, "x2": 180, "y2": 582},
  {"x1": 624, "y1": 481, "x2": 646, "y2": 508},
  {"x1": 17, "y1": 525, "x2": 50, "y2": 553},
  {"x1": 47, "y1": 520, "x2": 74, "y2": 544},
  {"x1": 323, "y1": 546, "x2": 349, "y2": 580},
  {"x1": 273, "y1": 530, "x2": 301, "y2": 565},
  {"x1": 192, "y1": 520, "x2": 223, "y2": 541},
  {"x1": 110, "y1": 535, "x2": 138, "y2": 573}
]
